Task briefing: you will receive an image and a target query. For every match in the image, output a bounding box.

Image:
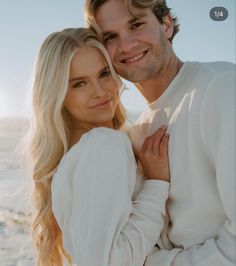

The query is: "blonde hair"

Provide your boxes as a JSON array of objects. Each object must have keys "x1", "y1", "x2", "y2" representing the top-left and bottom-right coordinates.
[
  {"x1": 29, "y1": 27, "x2": 126, "y2": 265},
  {"x1": 85, "y1": 0, "x2": 179, "y2": 43}
]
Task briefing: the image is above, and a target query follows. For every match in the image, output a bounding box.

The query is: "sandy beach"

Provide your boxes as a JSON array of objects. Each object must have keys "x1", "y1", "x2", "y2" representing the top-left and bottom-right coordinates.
[{"x1": 0, "y1": 118, "x2": 34, "y2": 266}]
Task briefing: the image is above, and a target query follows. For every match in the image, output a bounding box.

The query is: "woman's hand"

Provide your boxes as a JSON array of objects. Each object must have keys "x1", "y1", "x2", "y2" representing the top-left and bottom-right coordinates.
[{"x1": 137, "y1": 127, "x2": 170, "y2": 182}]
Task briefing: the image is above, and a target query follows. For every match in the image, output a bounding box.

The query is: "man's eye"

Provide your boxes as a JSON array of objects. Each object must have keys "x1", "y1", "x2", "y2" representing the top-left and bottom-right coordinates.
[
  {"x1": 131, "y1": 22, "x2": 144, "y2": 30},
  {"x1": 104, "y1": 34, "x2": 116, "y2": 43}
]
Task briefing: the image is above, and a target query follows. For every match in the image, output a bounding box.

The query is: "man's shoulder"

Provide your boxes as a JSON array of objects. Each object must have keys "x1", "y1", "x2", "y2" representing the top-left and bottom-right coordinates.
[
  {"x1": 189, "y1": 61, "x2": 235, "y2": 75},
  {"x1": 195, "y1": 61, "x2": 235, "y2": 93},
  {"x1": 183, "y1": 61, "x2": 235, "y2": 93}
]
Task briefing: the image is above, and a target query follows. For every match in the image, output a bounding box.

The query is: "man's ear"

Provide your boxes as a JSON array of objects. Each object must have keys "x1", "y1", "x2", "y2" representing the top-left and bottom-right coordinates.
[{"x1": 162, "y1": 14, "x2": 174, "y2": 39}]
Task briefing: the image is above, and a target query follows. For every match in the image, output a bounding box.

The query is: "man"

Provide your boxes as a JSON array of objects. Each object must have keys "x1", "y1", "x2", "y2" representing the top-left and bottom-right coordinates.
[{"x1": 85, "y1": 0, "x2": 236, "y2": 265}]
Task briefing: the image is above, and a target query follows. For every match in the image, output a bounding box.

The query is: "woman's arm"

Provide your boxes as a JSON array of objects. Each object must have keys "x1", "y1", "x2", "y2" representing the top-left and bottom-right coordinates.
[{"x1": 52, "y1": 128, "x2": 169, "y2": 266}]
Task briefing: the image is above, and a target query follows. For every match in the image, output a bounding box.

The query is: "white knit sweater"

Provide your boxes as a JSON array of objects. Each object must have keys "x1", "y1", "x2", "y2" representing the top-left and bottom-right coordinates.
[
  {"x1": 52, "y1": 128, "x2": 169, "y2": 266},
  {"x1": 129, "y1": 61, "x2": 236, "y2": 266}
]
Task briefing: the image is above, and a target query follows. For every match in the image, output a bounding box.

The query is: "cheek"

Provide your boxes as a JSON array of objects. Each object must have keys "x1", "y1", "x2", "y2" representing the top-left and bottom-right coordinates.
[
  {"x1": 103, "y1": 80, "x2": 119, "y2": 106},
  {"x1": 64, "y1": 92, "x2": 86, "y2": 114},
  {"x1": 113, "y1": 88, "x2": 120, "y2": 109},
  {"x1": 146, "y1": 32, "x2": 159, "y2": 45},
  {"x1": 142, "y1": 23, "x2": 162, "y2": 42},
  {"x1": 63, "y1": 95, "x2": 72, "y2": 112},
  {"x1": 106, "y1": 45, "x2": 116, "y2": 61}
]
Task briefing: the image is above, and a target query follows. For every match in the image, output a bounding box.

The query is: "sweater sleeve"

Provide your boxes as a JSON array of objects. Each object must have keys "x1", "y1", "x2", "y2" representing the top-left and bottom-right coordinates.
[
  {"x1": 52, "y1": 128, "x2": 169, "y2": 266},
  {"x1": 145, "y1": 70, "x2": 236, "y2": 266}
]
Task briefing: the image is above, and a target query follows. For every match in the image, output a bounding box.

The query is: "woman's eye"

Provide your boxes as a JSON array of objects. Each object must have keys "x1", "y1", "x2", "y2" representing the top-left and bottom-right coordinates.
[
  {"x1": 100, "y1": 69, "x2": 111, "y2": 78},
  {"x1": 73, "y1": 81, "x2": 86, "y2": 88}
]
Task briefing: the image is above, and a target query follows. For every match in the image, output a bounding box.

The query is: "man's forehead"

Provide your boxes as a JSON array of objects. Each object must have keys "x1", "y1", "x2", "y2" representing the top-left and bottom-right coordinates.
[{"x1": 95, "y1": 1, "x2": 148, "y2": 31}]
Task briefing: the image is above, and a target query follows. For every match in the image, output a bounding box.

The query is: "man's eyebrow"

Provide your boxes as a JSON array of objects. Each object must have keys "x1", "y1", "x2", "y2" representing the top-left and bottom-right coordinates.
[
  {"x1": 102, "y1": 13, "x2": 147, "y2": 37},
  {"x1": 102, "y1": 30, "x2": 114, "y2": 38},
  {"x1": 128, "y1": 13, "x2": 147, "y2": 25}
]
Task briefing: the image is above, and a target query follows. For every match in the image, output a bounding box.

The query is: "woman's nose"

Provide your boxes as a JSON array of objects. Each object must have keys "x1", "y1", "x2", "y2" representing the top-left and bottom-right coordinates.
[{"x1": 92, "y1": 81, "x2": 107, "y2": 97}]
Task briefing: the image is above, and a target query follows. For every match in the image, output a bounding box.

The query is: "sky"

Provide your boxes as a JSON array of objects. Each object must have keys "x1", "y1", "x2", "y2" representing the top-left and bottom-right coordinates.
[{"x1": 0, "y1": 0, "x2": 235, "y2": 118}]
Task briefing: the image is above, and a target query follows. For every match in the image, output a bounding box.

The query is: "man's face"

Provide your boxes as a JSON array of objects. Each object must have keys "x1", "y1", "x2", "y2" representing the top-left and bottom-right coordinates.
[{"x1": 95, "y1": 0, "x2": 174, "y2": 82}]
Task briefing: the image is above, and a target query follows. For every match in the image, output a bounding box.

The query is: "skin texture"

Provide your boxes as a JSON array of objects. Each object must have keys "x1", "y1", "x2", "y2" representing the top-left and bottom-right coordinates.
[
  {"x1": 64, "y1": 46, "x2": 119, "y2": 129},
  {"x1": 95, "y1": 0, "x2": 183, "y2": 103}
]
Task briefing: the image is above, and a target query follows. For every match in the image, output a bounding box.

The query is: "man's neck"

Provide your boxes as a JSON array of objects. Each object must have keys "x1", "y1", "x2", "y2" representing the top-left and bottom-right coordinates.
[{"x1": 136, "y1": 57, "x2": 183, "y2": 104}]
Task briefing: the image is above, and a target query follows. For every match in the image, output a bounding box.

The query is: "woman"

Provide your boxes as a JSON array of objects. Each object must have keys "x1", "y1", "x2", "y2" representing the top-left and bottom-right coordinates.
[{"x1": 28, "y1": 27, "x2": 170, "y2": 266}]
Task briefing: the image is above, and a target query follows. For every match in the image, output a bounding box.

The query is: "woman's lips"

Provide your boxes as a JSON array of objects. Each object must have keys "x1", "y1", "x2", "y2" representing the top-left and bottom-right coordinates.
[{"x1": 89, "y1": 99, "x2": 112, "y2": 110}]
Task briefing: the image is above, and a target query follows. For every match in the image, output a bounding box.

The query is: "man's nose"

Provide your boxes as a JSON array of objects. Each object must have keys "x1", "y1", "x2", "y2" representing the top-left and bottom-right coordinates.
[{"x1": 118, "y1": 33, "x2": 137, "y2": 53}]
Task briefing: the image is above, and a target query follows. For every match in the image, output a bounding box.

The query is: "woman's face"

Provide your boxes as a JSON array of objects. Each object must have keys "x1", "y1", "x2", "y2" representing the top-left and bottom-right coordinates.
[{"x1": 64, "y1": 46, "x2": 119, "y2": 128}]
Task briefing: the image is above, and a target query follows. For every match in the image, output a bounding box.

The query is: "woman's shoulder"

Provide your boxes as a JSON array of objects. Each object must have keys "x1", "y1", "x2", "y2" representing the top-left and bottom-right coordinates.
[
  {"x1": 52, "y1": 127, "x2": 135, "y2": 190},
  {"x1": 82, "y1": 127, "x2": 130, "y2": 144},
  {"x1": 58, "y1": 127, "x2": 132, "y2": 169},
  {"x1": 52, "y1": 128, "x2": 137, "y2": 230},
  {"x1": 71, "y1": 127, "x2": 131, "y2": 153}
]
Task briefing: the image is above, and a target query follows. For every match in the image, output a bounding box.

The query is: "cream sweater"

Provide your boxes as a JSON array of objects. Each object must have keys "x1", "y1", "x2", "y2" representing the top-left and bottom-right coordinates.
[
  {"x1": 52, "y1": 128, "x2": 169, "y2": 266},
  {"x1": 129, "y1": 61, "x2": 236, "y2": 266}
]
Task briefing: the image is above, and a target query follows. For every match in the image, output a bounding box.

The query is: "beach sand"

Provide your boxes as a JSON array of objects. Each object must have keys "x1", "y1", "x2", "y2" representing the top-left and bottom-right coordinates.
[{"x1": 0, "y1": 118, "x2": 34, "y2": 266}]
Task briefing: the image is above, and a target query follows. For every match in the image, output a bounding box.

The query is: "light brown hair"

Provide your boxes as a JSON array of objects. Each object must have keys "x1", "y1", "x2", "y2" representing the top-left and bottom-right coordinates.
[{"x1": 85, "y1": 0, "x2": 179, "y2": 43}]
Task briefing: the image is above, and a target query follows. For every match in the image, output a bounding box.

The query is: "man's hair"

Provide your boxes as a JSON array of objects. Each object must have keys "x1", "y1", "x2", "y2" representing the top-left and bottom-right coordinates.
[{"x1": 85, "y1": 0, "x2": 179, "y2": 43}]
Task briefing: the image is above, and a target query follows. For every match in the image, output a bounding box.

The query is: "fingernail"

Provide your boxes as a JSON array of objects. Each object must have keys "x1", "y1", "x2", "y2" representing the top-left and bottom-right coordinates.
[{"x1": 161, "y1": 125, "x2": 167, "y2": 129}]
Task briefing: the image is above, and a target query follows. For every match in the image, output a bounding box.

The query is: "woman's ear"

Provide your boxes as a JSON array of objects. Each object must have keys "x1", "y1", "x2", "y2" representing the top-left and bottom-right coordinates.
[{"x1": 162, "y1": 14, "x2": 174, "y2": 39}]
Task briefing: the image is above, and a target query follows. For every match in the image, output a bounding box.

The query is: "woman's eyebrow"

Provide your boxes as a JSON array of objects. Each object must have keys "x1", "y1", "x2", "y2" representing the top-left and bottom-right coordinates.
[{"x1": 69, "y1": 76, "x2": 85, "y2": 84}]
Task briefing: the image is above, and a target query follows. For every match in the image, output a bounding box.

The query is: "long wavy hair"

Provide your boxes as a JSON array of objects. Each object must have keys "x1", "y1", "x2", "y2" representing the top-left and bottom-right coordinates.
[
  {"x1": 28, "y1": 27, "x2": 126, "y2": 265},
  {"x1": 85, "y1": 0, "x2": 179, "y2": 43}
]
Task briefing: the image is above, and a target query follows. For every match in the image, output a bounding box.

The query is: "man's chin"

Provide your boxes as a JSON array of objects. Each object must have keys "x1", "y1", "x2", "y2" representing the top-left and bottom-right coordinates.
[{"x1": 118, "y1": 71, "x2": 150, "y2": 83}]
